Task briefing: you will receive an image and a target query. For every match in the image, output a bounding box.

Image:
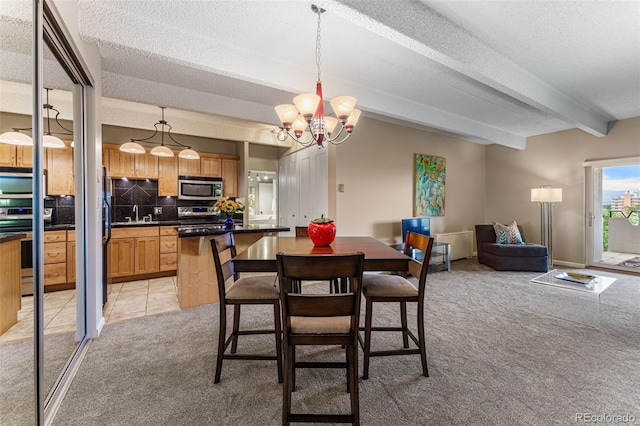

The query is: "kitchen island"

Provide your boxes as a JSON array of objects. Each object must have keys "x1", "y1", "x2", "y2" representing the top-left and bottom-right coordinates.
[
  {"x1": 0, "y1": 232, "x2": 25, "y2": 334},
  {"x1": 176, "y1": 224, "x2": 289, "y2": 308}
]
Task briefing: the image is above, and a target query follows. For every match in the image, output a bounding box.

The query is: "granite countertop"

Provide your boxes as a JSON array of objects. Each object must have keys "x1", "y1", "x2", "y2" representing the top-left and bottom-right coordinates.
[
  {"x1": 0, "y1": 232, "x2": 27, "y2": 243},
  {"x1": 177, "y1": 224, "x2": 290, "y2": 238}
]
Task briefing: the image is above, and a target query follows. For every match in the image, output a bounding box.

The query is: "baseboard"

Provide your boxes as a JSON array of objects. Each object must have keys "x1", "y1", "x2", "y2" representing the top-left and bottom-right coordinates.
[{"x1": 552, "y1": 260, "x2": 586, "y2": 269}]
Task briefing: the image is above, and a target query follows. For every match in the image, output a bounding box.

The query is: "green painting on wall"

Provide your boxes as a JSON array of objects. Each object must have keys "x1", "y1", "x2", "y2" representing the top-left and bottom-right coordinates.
[{"x1": 414, "y1": 154, "x2": 445, "y2": 216}]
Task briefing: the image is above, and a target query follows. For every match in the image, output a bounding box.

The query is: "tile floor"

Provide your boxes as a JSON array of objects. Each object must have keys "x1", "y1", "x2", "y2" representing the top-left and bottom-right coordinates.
[{"x1": 0, "y1": 276, "x2": 179, "y2": 344}]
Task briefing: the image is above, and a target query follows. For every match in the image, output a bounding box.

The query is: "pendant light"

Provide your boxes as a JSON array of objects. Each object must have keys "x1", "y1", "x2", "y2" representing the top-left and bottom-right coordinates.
[
  {"x1": 122, "y1": 106, "x2": 200, "y2": 159},
  {"x1": 0, "y1": 88, "x2": 72, "y2": 148}
]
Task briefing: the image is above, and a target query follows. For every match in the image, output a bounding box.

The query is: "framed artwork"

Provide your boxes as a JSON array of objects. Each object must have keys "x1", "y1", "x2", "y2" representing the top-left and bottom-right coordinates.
[{"x1": 414, "y1": 154, "x2": 445, "y2": 216}]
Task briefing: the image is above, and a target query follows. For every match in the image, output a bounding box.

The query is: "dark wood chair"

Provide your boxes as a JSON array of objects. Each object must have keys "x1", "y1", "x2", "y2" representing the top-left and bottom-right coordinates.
[
  {"x1": 294, "y1": 226, "x2": 340, "y2": 293},
  {"x1": 359, "y1": 231, "x2": 434, "y2": 379},
  {"x1": 210, "y1": 232, "x2": 283, "y2": 384},
  {"x1": 276, "y1": 252, "x2": 365, "y2": 426}
]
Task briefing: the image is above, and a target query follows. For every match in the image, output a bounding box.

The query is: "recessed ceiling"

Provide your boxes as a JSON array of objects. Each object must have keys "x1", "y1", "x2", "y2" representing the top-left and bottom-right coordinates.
[{"x1": 2, "y1": 1, "x2": 639, "y2": 149}]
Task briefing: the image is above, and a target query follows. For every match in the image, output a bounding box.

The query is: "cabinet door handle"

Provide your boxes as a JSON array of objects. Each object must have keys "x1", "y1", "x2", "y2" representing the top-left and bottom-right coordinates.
[
  {"x1": 49, "y1": 252, "x2": 60, "y2": 257},
  {"x1": 165, "y1": 243, "x2": 175, "y2": 248}
]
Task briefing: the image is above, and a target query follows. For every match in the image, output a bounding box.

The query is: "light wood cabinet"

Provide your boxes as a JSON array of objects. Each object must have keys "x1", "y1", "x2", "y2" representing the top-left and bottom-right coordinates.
[
  {"x1": 108, "y1": 238, "x2": 135, "y2": 278},
  {"x1": 178, "y1": 157, "x2": 200, "y2": 176},
  {"x1": 0, "y1": 145, "x2": 33, "y2": 167},
  {"x1": 200, "y1": 155, "x2": 221, "y2": 177},
  {"x1": 0, "y1": 238, "x2": 22, "y2": 334},
  {"x1": 105, "y1": 147, "x2": 158, "y2": 179},
  {"x1": 46, "y1": 144, "x2": 74, "y2": 196},
  {"x1": 44, "y1": 231, "x2": 67, "y2": 286},
  {"x1": 158, "y1": 155, "x2": 178, "y2": 196},
  {"x1": 67, "y1": 231, "x2": 76, "y2": 283},
  {"x1": 109, "y1": 226, "x2": 160, "y2": 278},
  {"x1": 159, "y1": 226, "x2": 178, "y2": 272},
  {"x1": 222, "y1": 158, "x2": 239, "y2": 197}
]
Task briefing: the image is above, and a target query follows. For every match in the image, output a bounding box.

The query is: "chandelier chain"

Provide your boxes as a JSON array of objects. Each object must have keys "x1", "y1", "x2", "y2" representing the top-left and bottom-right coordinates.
[{"x1": 316, "y1": 8, "x2": 322, "y2": 82}]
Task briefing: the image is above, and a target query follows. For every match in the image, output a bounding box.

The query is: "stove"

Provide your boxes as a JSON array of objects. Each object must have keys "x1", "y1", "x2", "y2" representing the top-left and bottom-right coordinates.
[
  {"x1": 177, "y1": 206, "x2": 223, "y2": 234},
  {"x1": 177, "y1": 223, "x2": 227, "y2": 235}
]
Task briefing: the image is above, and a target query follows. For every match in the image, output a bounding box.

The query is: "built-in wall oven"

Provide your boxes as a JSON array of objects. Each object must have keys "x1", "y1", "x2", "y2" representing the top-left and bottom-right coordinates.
[{"x1": 178, "y1": 176, "x2": 223, "y2": 200}]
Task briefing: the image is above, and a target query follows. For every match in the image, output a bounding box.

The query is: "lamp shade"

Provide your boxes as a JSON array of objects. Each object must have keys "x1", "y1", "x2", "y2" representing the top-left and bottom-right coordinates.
[
  {"x1": 178, "y1": 148, "x2": 200, "y2": 160},
  {"x1": 330, "y1": 96, "x2": 357, "y2": 121},
  {"x1": 0, "y1": 131, "x2": 33, "y2": 146},
  {"x1": 150, "y1": 145, "x2": 174, "y2": 157},
  {"x1": 43, "y1": 135, "x2": 66, "y2": 149},
  {"x1": 274, "y1": 104, "x2": 300, "y2": 129},
  {"x1": 293, "y1": 93, "x2": 321, "y2": 120},
  {"x1": 120, "y1": 142, "x2": 145, "y2": 154},
  {"x1": 531, "y1": 187, "x2": 562, "y2": 203},
  {"x1": 324, "y1": 117, "x2": 339, "y2": 136}
]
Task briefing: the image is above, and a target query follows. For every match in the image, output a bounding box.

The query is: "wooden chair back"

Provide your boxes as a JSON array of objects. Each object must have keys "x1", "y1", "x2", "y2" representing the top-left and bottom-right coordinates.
[
  {"x1": 210, "y1": 232, "x2": 239, "y2": 302},
  {"x1": 276, "y1": 252, "x2": 364, "y2": 332},
  {"x1": 295, "y1": 226, "x2": 309, "y2": 237},
  {"x1": 403, "y1": 231, "x2": 435, "y2": 298}
]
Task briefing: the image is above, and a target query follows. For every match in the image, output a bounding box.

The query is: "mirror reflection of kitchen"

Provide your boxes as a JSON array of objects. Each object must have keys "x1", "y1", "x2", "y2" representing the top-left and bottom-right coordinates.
[{"x1": 247, "y1": 171, "x2": 276, "y2": 226}]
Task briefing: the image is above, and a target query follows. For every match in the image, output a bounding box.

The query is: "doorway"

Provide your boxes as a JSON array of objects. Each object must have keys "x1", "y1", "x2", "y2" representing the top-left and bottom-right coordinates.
[{"x1": 585, "y1": 157, "x2": 640, "y2": 273}]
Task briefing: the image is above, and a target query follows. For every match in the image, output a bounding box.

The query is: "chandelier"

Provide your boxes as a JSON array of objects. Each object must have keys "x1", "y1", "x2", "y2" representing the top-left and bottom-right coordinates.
[
  {"x1": 0, "y1": 88, "x2": 72, "y2": 149},
  {"x1": 120, "y1": 106, "x2": 200, "y2": 159},
  {"x1": 274, "y1": 4, "x2": 361, "y2": 148}
]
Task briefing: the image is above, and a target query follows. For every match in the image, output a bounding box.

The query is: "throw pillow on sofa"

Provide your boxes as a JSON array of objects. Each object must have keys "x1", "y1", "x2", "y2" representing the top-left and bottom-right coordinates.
[{"x1": 492, "y1": 221, "x2": 523, "y2": 244}]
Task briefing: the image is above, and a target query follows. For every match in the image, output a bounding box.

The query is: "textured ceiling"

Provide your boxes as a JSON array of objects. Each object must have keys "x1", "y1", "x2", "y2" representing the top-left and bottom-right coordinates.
[{"x1": 2, "y1": 0, "x2": 639, "y2": 149}]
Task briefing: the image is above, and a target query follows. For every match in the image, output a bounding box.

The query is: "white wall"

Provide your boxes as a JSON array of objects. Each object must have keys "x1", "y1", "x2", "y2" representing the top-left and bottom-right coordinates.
[
  {"x1": 334, "y1": 116, "x2": 487, "y2": 245},
  {"x1": 485, "y1": 117, "x2": 640, "y2": 265}
]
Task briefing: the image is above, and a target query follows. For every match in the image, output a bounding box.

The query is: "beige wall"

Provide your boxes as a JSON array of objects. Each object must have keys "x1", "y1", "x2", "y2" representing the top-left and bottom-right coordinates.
[
  {"x1": 485, "y1": 117, "x2": 640, "y2": 265},
  {"x1": 335, "y1": 116, "x2": 487, "y2": 245}
]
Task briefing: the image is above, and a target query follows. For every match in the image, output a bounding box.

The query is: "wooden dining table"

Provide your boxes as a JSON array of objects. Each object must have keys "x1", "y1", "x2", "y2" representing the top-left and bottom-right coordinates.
[{"x1": 233, "y1": 236, "x2": 411, "y2": 274}]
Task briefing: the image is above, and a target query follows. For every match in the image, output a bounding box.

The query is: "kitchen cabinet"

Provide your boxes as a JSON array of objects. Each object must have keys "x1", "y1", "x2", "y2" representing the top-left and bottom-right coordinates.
[
  {"x1": 46, "y1": 144, "x2": 74, "y2": 196},
  {"x1": 105, "y1": 147, "x2": 158, "y2": 179},
  {"x1": 67, "y1": 230, "x2": 76, "y2": 283},
  {"x1": 44, "y1": 230, "x2": 67, "y2": 286},
  {"x1": 159, "y1": 226, "x2": 178, "y2": 272},
  {"x1": 0, "y1": 144, "x2": 33, "y2": 167},
  {"x1": 222, "y1": 158, "x2": 238, "y2": 197},
  {"x1": 200, "y1": 155, "x2": 221, "y2": 177},
  {"x1": 158, "y1": 155, "x2": 178, "y2": 196},
  {"x1": 0, "y1": 237, "x2": 21, "y2": 334},
  {"x1": 109, "y1": 226, "x2": 159, "y2": 278},
  {"x1": 178, "y1": 156, "x2": 200, "y2": 176}
]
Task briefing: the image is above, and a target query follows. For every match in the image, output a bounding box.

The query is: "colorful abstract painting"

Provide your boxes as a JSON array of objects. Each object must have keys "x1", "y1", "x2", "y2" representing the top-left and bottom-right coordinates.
[{"x1": 414, "y1": 154, "x2": 445, "y2": 216}]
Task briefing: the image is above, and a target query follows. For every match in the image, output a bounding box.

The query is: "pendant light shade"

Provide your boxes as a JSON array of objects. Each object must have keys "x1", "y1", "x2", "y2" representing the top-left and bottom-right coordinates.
[
  {"x1": 0, "y1": 131, "x2": 33, "y2": 146},
  {"x1": 178, "y1": 148, "x2": 200, "y2": 160},
  {"x1": 43, "y1": 134, "x2": 66, "y2": 149},
  {"x1": 150, "y1": 145, "x2": 174, "y2": 157},
  {"x1": 120, "y1": 141, "x2": 145, "y2": 154}
]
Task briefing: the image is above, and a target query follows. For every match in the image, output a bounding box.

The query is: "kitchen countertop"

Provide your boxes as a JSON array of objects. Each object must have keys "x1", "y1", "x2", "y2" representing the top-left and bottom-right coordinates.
[
  {"x1": 0, "y1": 232, "x2": 26, "y2": 243},
  {"x1": 177, "y1": 224, "x2": 289, "y2": 238}
]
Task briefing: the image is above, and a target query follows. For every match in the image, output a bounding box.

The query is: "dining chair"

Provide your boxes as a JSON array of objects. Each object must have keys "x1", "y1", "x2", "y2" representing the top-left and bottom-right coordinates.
[
  {"x1": 276, "y1": 252, "x2": 365, "y2": 426},
  {"x1": 359, "y1": 231, "x2": 434, "y2": 379},
  {"x1": 210, "y1": 232, "x2": 283, "y2": 384},
  {"x1": 294, "y1": 226, "x2": 340, "y2": 293}
]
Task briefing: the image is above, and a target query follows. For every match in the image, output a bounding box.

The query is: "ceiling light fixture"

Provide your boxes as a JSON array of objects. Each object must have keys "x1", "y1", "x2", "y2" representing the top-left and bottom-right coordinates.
[
  {"x1": 0, "y1": 88, "x2": 72, "y2": 149},
  {"x1": 274, "y1": 4, "x2": 361, "y2": 148},
  {"x1": 121, "y1": 106, "x2": 200, "y2": 159}
]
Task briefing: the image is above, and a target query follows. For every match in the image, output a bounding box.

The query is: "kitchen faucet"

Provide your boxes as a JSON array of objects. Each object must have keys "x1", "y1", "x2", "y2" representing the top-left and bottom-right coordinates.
[{"x1": 132, "y1": 204, "x2": 139, "y2": 222}]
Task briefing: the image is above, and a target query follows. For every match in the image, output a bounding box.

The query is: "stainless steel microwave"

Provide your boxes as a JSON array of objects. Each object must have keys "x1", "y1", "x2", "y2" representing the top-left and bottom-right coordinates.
[{"x1": 178, "y1": 176, "x2": 223, "y2": 200}]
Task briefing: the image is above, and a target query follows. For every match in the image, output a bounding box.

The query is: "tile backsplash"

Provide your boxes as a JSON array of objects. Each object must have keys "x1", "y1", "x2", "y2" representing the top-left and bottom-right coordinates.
[{"x1": 112, "y1": 179, "x2": 177, "y2": 222}]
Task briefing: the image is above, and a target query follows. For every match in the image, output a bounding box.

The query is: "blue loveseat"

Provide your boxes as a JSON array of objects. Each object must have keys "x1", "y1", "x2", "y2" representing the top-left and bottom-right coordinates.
[{"x1": 475, "y1": 224, "x2": 548, "y2": 272}]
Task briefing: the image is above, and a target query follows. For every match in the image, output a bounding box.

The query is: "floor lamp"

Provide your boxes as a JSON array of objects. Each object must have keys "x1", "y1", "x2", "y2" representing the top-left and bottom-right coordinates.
[{"x1": 531, "y1": 186, "x2": 562, "y2": 267}]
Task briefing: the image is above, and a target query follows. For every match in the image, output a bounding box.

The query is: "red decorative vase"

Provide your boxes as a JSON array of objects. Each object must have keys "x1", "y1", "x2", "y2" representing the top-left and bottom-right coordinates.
[{"x1": 307, "y1": 221, "x2": 336, "y2": 246}]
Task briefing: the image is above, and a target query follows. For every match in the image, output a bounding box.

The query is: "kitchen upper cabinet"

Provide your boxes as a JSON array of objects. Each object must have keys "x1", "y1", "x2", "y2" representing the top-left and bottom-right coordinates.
[
  {"x1": 158, "y1": 155, "x2": 178, "y2": 196},
  {"x1": 105, "y1": 147, "x2": 157, "y2": 179},
  {"x1": 46, "y1": 144, "x2": 74, "y2": 196},
  {"x1": 0, "y1": 145, "x2": 33, "y2": 167},
  {"x1": 178, "y1": 157, "x2": 200, "y2": 176},
  {"x1": 222, "y1": 158, "x2": 238, "y2": 197},
  {"x1": 200, "y1": 155, "x2": 221, "y2": 177}
]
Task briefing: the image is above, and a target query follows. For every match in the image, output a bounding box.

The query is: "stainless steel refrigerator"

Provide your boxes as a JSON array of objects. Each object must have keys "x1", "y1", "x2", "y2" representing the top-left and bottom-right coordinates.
[{"x1": 102, "y1": 167, "x2": 112, "y2": 305}]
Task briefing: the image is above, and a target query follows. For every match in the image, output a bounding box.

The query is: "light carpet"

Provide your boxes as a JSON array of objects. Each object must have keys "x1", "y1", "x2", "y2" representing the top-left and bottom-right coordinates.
[{"x1": 23, "y1": 260, "x2": 640, "y2": 424}]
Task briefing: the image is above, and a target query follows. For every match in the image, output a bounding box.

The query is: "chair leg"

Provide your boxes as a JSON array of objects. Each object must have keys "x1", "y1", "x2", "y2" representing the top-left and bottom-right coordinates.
[
  {"x1": 274, "y1": 300, "x2": 283, "y2": 384},
  {"x1": 231, "y1": 304, "x2": 241, "y2": 353},
  {"x1": 348, "y1": 342, "x2": 360, "y2": 425},
  {"x1": 400, "y1": 301, "x2": 409, "y2": 349},
  {"x1": 214, "y1": 303, "x2": 227, "y2": 384},
  {"x1": 282, "y1": 344, "x2": 294, "y2": 426},
  {"x1": 362, "y1": 298, "x2": 373, "y2": 380},
  {"x1": 292, "y1": 346, "x2": 297, "y2": 392},
  {"x1": 417, "y1": 300, "x2": 429, "y2": 377}
]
